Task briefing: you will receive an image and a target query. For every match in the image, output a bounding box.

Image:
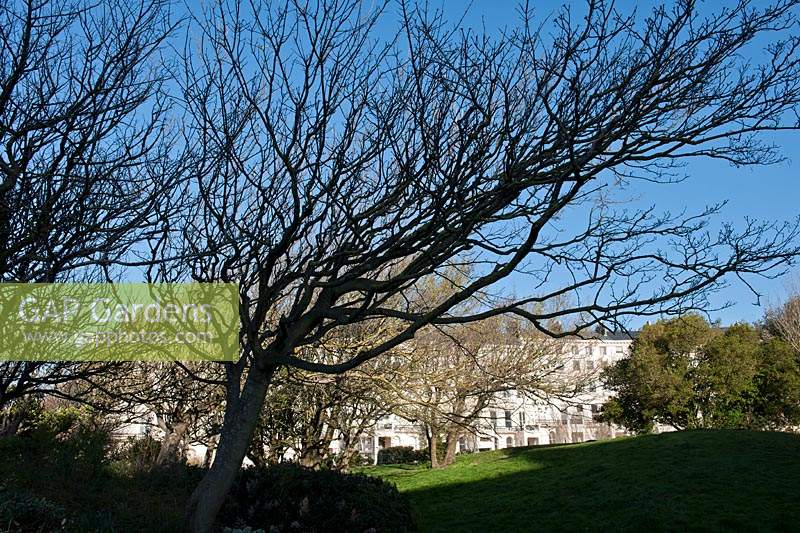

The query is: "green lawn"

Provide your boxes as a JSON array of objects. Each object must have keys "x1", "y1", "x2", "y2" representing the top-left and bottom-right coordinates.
[{"x1": 365, "y1": 430, "x2": 800, "y2": 532}]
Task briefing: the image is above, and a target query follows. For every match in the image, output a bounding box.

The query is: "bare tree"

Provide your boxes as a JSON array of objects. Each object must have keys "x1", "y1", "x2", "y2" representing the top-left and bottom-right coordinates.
[
  {"x1": 82, "y1": 361, "x2": 226, "y2": 467},
  {"x1": 178, "y1": 0, "x2": 800, "y2": 528},
  {"x1": 382, "y1": 315, "x2": 577, "y2": 468},
  {"x1": 0, "y1": 0, "x2": 180, "y2": 414},
  {"x1": 767, "y1": 281, "x2": 800, "y2": 351},
  {"x1": 251, "y1": 366, "x2": 387, "y2": 470}
]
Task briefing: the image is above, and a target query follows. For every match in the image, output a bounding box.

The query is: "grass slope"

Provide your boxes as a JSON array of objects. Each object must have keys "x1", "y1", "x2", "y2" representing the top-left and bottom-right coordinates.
[{"x1": 367, "y1": 430, "x2": 800, "y2": 532}]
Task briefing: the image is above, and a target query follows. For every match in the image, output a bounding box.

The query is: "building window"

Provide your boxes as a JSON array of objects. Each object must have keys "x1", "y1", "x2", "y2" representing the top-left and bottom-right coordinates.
[
  {"x1": 490, "y1": 410, "x2": 498, "y2": 428},
  {"x1": 587, "y1": 360, "x2": 595, "y2": 370},
  {"x1": 572, "y1": 360, "x2": 581, "y2": 371},
  {"x1": 504, "y1": 410, "x2": 512, "y2": 428},
  {"x1": 527, "y1": 437, "x2": 539, "y2": 446},
  {"x1": 378, "y1": 436, "x2": 391, "y2": 449},
  {"x1": 600, "y1": 346, "x2": 607, "y2": 356},
  {"x1": 571, "y1": 345, "x2": 579, "y2": 355},
  {"x1": 506, "y1": 436, "x2": 514, "y2": 448},
  {"x1": 584, "y1": 346, "x2": 592, "y2": 356},
  {"x1": 519, "y1": 412, "x2": 526, "y2": 427}
]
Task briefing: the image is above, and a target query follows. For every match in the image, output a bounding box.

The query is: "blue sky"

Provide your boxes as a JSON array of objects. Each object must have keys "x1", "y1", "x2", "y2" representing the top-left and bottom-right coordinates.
[{"x1": 418, "y1": 0, "x2": 800, "y2": 326}]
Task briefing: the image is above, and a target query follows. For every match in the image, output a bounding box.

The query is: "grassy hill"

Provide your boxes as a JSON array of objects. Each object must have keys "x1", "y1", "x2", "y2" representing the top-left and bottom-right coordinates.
[{"x1": 366, "y1": 430, "x2": 800, "y2": 532}]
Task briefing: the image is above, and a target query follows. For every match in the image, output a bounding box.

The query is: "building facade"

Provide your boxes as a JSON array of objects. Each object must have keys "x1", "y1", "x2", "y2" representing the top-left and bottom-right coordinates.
[{"x1": 113, "y1": 331, "x2": 636, "y2": 466}]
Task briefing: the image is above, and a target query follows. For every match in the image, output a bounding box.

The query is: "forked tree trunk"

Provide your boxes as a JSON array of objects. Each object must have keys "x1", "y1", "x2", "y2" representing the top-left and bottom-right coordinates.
[
  {"x1": 185, "y1": 365, "x2": 275, "y2": 533},
  {"x1": 299, "y1": 422, "x2": 335, "y2": 469},
  {"x1": 298, "y1": 447, "x2": 325, "y2": 469},
  {"x1": 335, "y1": 428, "x2": 364, "y2": 472},
  {"x1": 335, "y1": 445, "x2": 359, "y2": 472},
  {"x1": 155, "y1": 420, "x2": 190, "y2": 467}
]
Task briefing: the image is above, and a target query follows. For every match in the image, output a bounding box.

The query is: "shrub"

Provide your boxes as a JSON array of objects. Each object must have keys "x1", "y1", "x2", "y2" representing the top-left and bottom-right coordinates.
[
  {"x1": 26, "y1": 408, "x2": 110, "y2": 476},
  {"x1": 345, "y1": 452, "x2": 373, "y2": 468},
  {"x1": 0, "y1": 485, "x2": 69, "y2": 532},
  {"x1": 376, "y1": 446, "x2": 427, "y2": 465},
  {"x1": 110, "y1": 435, "x2": 162, "y2": 472},
  {"x1": 219, "y1": 463, "x2": 416, "y2": 532}
]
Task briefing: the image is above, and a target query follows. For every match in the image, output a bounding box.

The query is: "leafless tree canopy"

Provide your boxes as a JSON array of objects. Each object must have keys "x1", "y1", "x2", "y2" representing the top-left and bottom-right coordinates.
[
  {"x1": 176, "y1": 0, "x2": 800, "y2": 528},
  {"x1": 0, "y1": 0, "x2": 180, "y2": 410},
  {"x1": 383, "y1": 315, "x2": 578, "y2": 468},
  {"x1": 767, "y1": 281, "x2": 800, "y2": 351},
  {"x1": 0, "y1": 0, "x2": 179, "y2": 281}
]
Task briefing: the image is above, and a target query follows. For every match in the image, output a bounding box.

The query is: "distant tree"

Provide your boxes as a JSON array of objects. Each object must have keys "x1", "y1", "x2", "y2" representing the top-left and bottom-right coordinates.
[
  {"x1": 599, "y1": 315, "x2": 712, "y2": 432},
  {"x1": 250, "y1": 324, "x2": 396, "y2": 470},
  {"x1": 766, "y1": 285, "x2": 800, "y2": 352},
  {"x1": 83, "y1": 362, "x2": 226, "y2": 467},
  {"x1": 383, "y1": 314, "x2": 575, "y2": 468},
  {"x1": 177, "y1": 0, "x2": 800, "y2": 528},
  {"x1": 749, "y1": 337, "x2": 800, "y2": 428},
  {"x1": 600, "y1": 317, "x2": 800, "y2": 432}
]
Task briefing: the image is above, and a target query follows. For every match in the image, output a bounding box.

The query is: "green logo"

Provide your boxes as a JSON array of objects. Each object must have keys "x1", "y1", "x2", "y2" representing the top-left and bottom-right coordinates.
[{"x1": 0, "y1": 283, "x2": 239, "y2": 361}]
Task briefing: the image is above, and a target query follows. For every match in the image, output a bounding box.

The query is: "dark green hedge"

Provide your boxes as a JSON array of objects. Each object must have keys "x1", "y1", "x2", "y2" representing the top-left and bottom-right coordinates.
[
  {"x1": 376, "y1": 446, "x2": 428, "y2": 465},
  {"x1": 219, "y1": 463, "x2": 416, "y2": 532},
  {"x1": 0, "y1": 484, "x2": 69, "y2": 532}
]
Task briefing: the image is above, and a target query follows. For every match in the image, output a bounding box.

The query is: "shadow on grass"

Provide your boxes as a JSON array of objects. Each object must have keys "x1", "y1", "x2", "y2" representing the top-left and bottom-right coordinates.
[{"x1": 393, "y1": 430, "x2": 800, "y2": 533}]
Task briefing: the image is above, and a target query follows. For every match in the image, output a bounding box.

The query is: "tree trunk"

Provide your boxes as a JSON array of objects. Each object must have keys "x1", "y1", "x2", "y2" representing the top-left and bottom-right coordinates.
[
  {"x1": 0, "y1": 410, "x2": 22, "y2": 437},
  {"x1": 185, "y1": 364, "x2": 274, "y2": 533},
  {"x1": 442, "y1": 427, "x2": 459, "y2": 467},
  {"x1": 203, "y1": 434, "x2": 218, "y2": 468},
  {"x1": 335, "y1": 446, "x2": 358, "y2": 472},
  {"x1": 334, "y1": 429, "x2": 362, "y2": 472},
  {"x1": 298, "y1": 447, "x2": 325, "y2": 469},
  {"x1": 427, "y1": 427, "x2": 442, "y2": 469},
  {"x1": 154, "y1": 420, "x2": 190, "y2": 467}
]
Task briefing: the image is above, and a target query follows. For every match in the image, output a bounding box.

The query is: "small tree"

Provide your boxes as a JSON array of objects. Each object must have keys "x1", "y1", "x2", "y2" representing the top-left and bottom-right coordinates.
[
  {"x1": 250, "y1": 327, "x2": 395, "y2": 469},
  {"x1": 254, "y1": 368, "x2": 387, "y2": 470},
  {"x1": 84, "y1": 362, "x2": 226, "y2": 467}
]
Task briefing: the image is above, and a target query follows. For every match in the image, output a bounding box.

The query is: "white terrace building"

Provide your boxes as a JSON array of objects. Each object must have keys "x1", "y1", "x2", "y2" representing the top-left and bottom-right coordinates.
[{"x1": 354, "y1": 331, "x2": 635, "y2": 463}]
